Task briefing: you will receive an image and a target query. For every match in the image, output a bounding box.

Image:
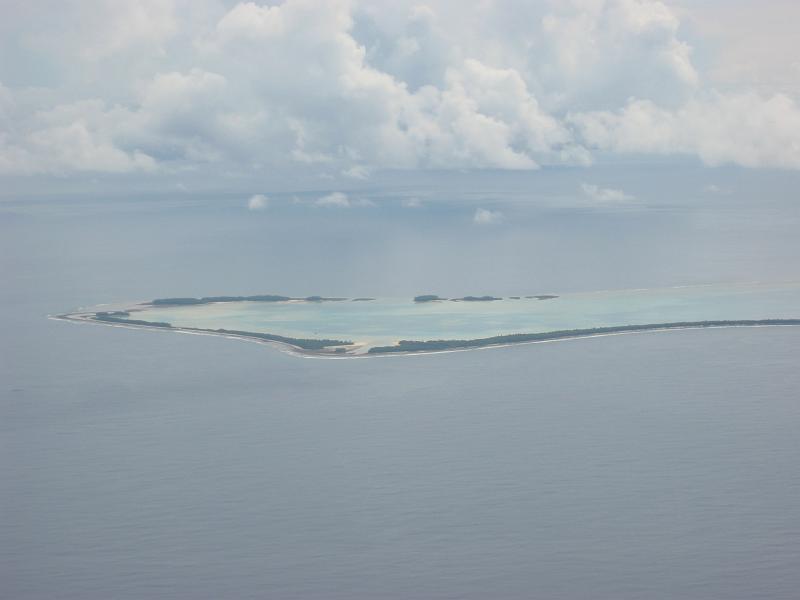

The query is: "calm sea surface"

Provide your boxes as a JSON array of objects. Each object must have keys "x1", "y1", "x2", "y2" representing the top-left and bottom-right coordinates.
[{"x1": 3, "y1": 169, "x2": 800, "y2": 599}]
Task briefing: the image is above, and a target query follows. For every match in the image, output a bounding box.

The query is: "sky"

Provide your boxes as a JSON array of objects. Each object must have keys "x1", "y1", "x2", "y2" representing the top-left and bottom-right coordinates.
[{"x1": 1, "y1": 0, "x2": 799, "y2": 196}]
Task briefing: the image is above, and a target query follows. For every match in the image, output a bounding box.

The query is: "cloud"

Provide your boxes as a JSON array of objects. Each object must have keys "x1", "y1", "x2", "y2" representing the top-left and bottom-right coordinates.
[
  {"x1": 0, "y1": 0, "x2": 799, "y2": 181},
  {"x1": 316, "y1": 192, "x2": 351, "y2": 208},
  {"x1": 0, "y1": 1, "x2": 587, "y2": 175},
  {"x1": 581, "y1": 183, "x2": 635, "y2": 203},
  {"x1": 536, "y1": 0, "x2": 698, "y2": 111},
  {"x1": 402, "y1": 197, "x2": 422, "y2": 208},
  {"x1": 424, "y1": 58, "x2": 582, "y2": 169},
  {"x1": 341, "y1": 165, "x2": 370, "y2": 179},
  {"x1": 247, "y1": 194, "x2": 268, "y2": 210},
  {"x1": 315, "y1": 192, "x2": 375, "y2": 208},
  {"x1": 570, "y1": 92, "x2": 800, "y2": 169},
  {"x1": 680, "y1": 0, "x2": 800, "y2": 96},
  {"x1": 473, "y1": 208, "x2": 504, "y2": 225},
  {"x1": 0, "y1": 92, "x2": 157, "y2": 175},
  {"x1": 703, "y1": 184, "x2": 729, "y2": 195}
]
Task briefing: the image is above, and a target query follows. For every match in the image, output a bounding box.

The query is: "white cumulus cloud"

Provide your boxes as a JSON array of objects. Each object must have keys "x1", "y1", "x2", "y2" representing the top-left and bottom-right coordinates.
[
  {"x1": 247, "y1": 194, "x2": 268, "y2": 210},
  {"x1": 703, "y1": 184, "x2": 730, "y2": 195},
  {"x1": 341, "y1": 165, "x2": 370, "y2": 179},
  {"x1": 402, "y1": 197, "x2": 423, "y2": 208},
  {"x1": 316, "y1": 192, "x2": 351, "y2": 208},
  {"x1": 473, "y1": 208, "x2": 504, "y2": 225},
  {"x1": 0, "y1": 0, "x2": 798, "y2": 181},
  {"x1": 570, "y1": 92, "x2": 800, "y2": 169},
  {"x1": 581, "y1": 183, "x2": 635, "y2": 203}
]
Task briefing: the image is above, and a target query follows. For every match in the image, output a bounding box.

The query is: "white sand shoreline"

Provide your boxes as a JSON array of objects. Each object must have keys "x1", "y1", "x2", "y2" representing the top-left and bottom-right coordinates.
[{"x1": 49, "y1": 312, "x2": 800, "y2": 360}]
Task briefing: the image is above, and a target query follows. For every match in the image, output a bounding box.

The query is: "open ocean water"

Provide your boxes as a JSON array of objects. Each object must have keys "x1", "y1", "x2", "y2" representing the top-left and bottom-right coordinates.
[{"x1": 2, "y1": 168, "x2": 800, "y2": 599}]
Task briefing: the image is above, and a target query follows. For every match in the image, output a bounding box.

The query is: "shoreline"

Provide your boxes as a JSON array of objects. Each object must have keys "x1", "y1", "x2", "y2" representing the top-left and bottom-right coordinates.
[{"x1": 50, "y1": 312, "x2": 800, "y2": 359}]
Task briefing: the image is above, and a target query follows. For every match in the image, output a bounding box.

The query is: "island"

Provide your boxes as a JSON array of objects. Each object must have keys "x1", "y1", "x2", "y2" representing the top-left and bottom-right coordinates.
[
  {"x1": 95, "y1": 312, "x2": 172, "y2": 328},
  {"x1": 73, "y1": 310, "x2": 354, "y2": 352},
  {"x1": 451, "y1": 296, "x2": 502, "y2": 302},
  {"x1": 303, "y1": 296, "x2": 348, "y2": 302},
  {"x1": 365, "y1": 320, "x2": 800, "y2": 353},
  {"x1": 150, "y1": 295, "x2": 291, "y2": 306},
  {"x1": 149, "y1": 294, "x2": 351, "y2": 306},
  {"x1": 52, "y1": 286, "x2": 800, "y2": 358}
]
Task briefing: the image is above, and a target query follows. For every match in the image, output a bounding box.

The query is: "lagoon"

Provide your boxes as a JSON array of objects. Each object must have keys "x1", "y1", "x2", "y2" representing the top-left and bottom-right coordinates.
[{"x1": 67, "y1": 281, "x2": 800, "y2": 355}]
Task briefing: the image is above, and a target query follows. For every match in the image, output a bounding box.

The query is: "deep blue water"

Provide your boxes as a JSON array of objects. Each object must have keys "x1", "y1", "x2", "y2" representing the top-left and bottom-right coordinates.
[{"x1": 3, "y1": 169, "x2": 800, "y2": 599}]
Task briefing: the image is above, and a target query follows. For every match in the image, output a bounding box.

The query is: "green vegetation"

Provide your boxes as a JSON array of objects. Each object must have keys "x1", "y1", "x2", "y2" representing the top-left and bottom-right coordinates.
[
  {"x1": 150, "y1": 297, "x2": 204, "y2": 305},
  {"x1": 82, "y1": 298, "x2": 800, "y2": 357},
  {"x1": 304, "y1": 296, "x2": 347, "y2": 302},
  {"x1": 91, "y1": 312, "x2": 352, "y2": 350},
  {"x1": 207, "y1": 295, "x2": 292, "y2": 302},
  {"x1": 151, "y1": 295, "x2": 291, "y2": 305},
  {"x1": 149, "y1": 294, "x2": 354, "y2": 305},
  {"x1": 193, "y1": 328, "x2": 352, "y2": 350},
  {"x1": 452, "y1": 296, "x2": 502, "y2": 302},
  {"x1": 94, "y1": 314, "x2": 171, "y2": 328},
  {"x1": 148, "y1": 293, "x2": 557, "y2": 306},
  {"x1": 367, "y1": 319, "x2": 800, "y2": 354}
]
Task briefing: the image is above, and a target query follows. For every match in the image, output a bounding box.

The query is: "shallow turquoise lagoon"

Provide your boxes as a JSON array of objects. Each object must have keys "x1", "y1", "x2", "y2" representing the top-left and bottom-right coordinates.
[{"x1": 134, "y1": 282, "x2": 800, "y2": 347}]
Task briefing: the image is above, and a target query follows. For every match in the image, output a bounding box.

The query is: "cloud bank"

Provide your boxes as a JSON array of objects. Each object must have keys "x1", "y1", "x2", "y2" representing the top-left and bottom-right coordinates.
[{"x1": 0, "y1": 0, "x2": 798, "y2": 181}]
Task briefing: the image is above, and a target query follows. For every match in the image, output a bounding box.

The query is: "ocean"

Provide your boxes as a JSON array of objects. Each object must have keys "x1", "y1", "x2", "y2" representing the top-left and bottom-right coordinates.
[{"x1": 2, "y1": 166, "x2": 800, "y2": 599}]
